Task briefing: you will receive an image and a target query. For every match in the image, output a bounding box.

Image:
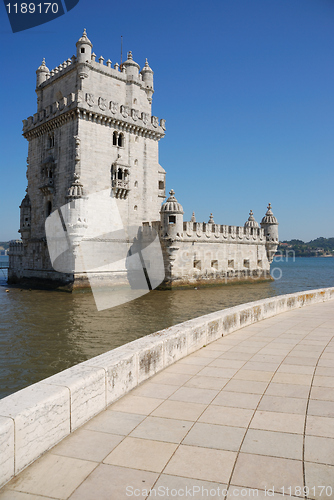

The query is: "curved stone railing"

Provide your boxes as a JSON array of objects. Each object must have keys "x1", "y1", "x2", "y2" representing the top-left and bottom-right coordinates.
[{"x1": 1, "y1": 286, "x2": 333, "y2": 487}]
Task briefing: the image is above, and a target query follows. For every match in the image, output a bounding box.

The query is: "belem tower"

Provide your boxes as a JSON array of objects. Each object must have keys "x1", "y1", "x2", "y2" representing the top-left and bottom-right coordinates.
[{"x1": 8, "y1": 30, "x2": 279, "y2": 290}]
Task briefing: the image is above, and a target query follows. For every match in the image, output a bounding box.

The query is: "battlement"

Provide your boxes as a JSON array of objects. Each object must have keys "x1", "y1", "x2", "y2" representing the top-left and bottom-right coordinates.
[
  {"x1": 38, "y1": 56, "x2": 76, "y2": 86},
  {"x1": 22, "y1": 90, "x2": 166, "y2": 139},
  {"x1": 8, "y1": 241, "x2": 24, "y2": 255},
  {"x1": 37, "y1": 55, "x2": 148, "y2": 89},
  {"x1": 181, "y1": 221, "x2": 265, "y2": 243}
]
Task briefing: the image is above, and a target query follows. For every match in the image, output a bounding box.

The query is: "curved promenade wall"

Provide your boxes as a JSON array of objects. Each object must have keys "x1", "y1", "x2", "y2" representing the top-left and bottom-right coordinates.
[{"x1": 1, "y1": 286, "x2": 334, "y2": 487}]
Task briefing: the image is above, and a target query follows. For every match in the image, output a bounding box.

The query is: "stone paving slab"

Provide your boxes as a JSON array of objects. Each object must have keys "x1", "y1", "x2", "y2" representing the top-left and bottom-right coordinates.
[{"x1": 0, "y1": 300, "x2": 333, "y2": 500}]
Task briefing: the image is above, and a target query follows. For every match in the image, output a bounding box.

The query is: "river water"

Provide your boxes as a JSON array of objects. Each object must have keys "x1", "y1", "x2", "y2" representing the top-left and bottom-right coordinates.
[{"x1": 0, "y1": 256, "x2": 333, "y2": 399}]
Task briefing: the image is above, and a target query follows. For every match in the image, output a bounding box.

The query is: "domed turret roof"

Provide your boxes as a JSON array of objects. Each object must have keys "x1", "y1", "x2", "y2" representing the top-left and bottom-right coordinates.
[
  {"x1": 123, "y1": 51, "x2": 140, "y2": 70},
  {"x1": 244, "y1": 210, "x2": 259, "y2": 228},
  {"x1": 161, "y1": 189, "x2": 184, "y2": 214},
  {"x1": 37, "y1": 58, "x2": 49, "y2": 73},
  {"x1": 76, "y1": 29, "x2": 92, "y2": 48},
  {"x1": 20, "y1": 193, "x2": 31, "y2": 207},
  {"x1": 261, "y1": 203, "x2": 278, "y2": 225},
  {"x1": 67, "y1": 174, "x2": 84, "y2": 199},
  {"x1": 140, "y1": 58, "x2": 153, "y2": 74}
]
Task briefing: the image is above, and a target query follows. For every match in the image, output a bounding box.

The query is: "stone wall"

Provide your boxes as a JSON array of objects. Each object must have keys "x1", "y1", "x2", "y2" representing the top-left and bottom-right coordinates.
[{"x1": 1, "y1": 287, "x2": 333, "y2": 487}]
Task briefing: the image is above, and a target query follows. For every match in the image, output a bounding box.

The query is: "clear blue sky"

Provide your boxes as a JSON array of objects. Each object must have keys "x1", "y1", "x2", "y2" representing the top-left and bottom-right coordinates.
[{"x1": 1, "y1": 0, "x2": 334, "y2": 242}]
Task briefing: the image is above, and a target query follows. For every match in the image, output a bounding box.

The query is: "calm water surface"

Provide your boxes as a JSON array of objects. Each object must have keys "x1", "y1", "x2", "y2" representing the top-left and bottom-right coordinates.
[{"x1": 0, "y1": 256, "x2": 333, "y2": 399}]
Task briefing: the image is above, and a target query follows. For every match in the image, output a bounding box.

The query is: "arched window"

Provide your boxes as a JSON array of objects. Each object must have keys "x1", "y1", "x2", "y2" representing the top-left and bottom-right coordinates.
[
  {"x1": 118, "y1": 133, "x2": 124, "y2": 147},
  {"x1": 46, "y1": 201, "x2": 52, "y2": 217},
  {"x1": 118, "y1": 169, "x2": 123, "y2": 180},
  {"x1": 113, "y1": 132, "x2": 117, "y2": 146},
  {"x1": 48, "y1": 134, "x2": 54, "y2": 148}
]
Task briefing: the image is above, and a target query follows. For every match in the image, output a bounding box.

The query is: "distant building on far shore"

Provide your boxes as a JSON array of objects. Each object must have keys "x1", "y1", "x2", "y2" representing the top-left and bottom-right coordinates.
[{"x1": 9, "y1": 30, "x2": 278, "y2": 290}]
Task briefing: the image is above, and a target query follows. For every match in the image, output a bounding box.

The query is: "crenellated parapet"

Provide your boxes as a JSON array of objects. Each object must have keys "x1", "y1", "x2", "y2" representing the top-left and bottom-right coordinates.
[
  {"x1": 8, "y1": 241, "x2": 24, "y2": 255},
  {"x1": 22, "y1": 91, "x2": 165, "y2": 140},
  {"x1": 36, "y1": 45, "x2": 151, "y2": 90},
  {"x1": 181, "y1": 221, "x2": 265, "y2": 244}
]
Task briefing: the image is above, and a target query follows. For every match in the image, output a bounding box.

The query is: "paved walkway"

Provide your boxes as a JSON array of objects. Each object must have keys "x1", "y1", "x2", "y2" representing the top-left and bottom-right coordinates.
[{"x1": 1, "y1": 300, "x2": 334, "y2": 500}]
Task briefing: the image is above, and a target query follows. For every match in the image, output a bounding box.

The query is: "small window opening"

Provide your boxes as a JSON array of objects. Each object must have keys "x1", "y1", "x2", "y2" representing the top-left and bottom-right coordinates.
[
  {"x1": 169, "y1": 215, "x2": 176, "y2": 224},
  {"x1": 228, "y1": 259, "x2": 234, "y2": 268},
  {"x1": 81, "y1": 48, "x2": 85, "y2": 53},
  {"x1": 159, "y1": 181, "x2": 164, "y2": 190},
  {"x1": 118, "y1": 133, "x2": 124, "y2": 147},
  {"x1": 118, "y1": 169, "x2": 123, "y2": 180},
  {"x1": 244, "y1": 259, "x2": 250, "y2": 268},
  {"x1": 48, "y1": 135, "x2": 54, "y2": 148},
  {"x1": 193, "y1": 260, "x2": 201, "y2": 270},
  {"x1": 46, "y1": 201, "x2": 52, "y2": 217},
  {"x1": 211, "y1": 260, "x2": 218, "y2": 270},
  {"x1": 257, "y1": 260, "x2": 262, "y2": 268},
  {"x1": 113, "y1": 132, "x2": 117, "y2": 146}
]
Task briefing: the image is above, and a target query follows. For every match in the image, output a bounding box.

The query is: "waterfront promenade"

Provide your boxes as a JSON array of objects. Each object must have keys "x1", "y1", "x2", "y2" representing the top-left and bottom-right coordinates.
[{"x1": 0, "y1": 298, "x2": 333, "y2": 499}]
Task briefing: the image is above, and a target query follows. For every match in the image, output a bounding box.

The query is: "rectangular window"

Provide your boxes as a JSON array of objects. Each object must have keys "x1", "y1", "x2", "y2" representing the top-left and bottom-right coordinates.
[
  {"x1": 211, "y1": 260, "x2": 218, "y2": 270},
  {"x1": 169, "y1": 215, "x2": 176, "y2": 224},
  {"x1": 257, "y1": 260, "x2": 262, "y2": 268},
  {"x1": 193, "y1": 260, "x2": 201, "y2": 270},
  {"x1": 244, "y1": 259, "x2": 250, "y2": 268},
  {"x1": 228, "y1": 259, "x2": 234, "y2": 268}
]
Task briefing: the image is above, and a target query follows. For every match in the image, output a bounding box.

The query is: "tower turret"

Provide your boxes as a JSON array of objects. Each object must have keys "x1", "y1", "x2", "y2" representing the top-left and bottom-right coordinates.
[
  {"x1": 160, "y1": 189, "x2": 184, "y2": 239},
  {"x1": 261, "y1": 203, "x2": 279, "y2": 263},
  {"x1": 244, "y1": 210, "x2": 259, "y2": 228},
  {"x1": 19, "y1": 193, "x2": 31, "y2": 243},
  {"x1": 123, "y1": 51, "x2": 140, "y2": 80},
  {"x1": 76, "y1": 28, "x2": 92, "y2": 64},
  {"x1": 36, "y1": 58, "x2": 49, "y2": 87},
  {"x1": 140, "y1": 59, "x2": 154, "y2": 103}
]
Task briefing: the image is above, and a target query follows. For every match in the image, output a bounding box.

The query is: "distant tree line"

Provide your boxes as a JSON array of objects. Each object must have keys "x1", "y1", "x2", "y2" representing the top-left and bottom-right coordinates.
[
  {"x1": 278, "y1": 237, "x2": 334, "y2": 257},
  {"x1": 0, "y1": 242, "x2": 10, "y2": 251}
]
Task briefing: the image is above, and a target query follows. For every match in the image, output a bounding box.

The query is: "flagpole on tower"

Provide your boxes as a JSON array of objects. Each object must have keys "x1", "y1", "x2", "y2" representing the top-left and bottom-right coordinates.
[{"x1": 120, "y1": 35, "x2": 123, "y2": 70}]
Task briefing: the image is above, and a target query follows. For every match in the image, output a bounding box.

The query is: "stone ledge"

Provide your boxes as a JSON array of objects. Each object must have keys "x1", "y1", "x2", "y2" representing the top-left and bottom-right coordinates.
[{"x1": 0, "y1": 286, "x2": 333, "y2": 487}]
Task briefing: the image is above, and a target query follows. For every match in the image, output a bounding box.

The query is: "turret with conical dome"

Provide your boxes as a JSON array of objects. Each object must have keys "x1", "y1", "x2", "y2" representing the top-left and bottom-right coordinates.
[
  {"x1": 140, "y1": 59, "x2": 154, "y2": 103},
  {"x1": 160, "y1": 189, "x2": 184, "y2": 239},
  {"x1": 261, "y1": 203, "x2": 279, "y2": 263},
  {"x1": 36, "y1": 58, "x2": 49, "y2": 87},
  {"x1": 19, "y1": 193, "x2": 31, "y2": 243},
  {"x1": 76, "y1": 28, "x2": 92, "y2": 64},
  {"x1": 123, "y1": 51, "x2": 140, "y2": 80}
]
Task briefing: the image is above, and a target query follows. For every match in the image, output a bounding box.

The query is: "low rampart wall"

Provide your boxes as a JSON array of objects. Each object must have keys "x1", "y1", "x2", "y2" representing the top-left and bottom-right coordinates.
[{"x1": 1, "y1": 286, "x2": 333, "y2": 487}]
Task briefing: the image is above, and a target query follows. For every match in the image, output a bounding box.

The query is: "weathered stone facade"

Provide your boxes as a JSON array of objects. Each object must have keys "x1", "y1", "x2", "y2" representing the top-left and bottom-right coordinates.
[{"x1": 9, "y1": 30, "x2": 278, "y2": 289}]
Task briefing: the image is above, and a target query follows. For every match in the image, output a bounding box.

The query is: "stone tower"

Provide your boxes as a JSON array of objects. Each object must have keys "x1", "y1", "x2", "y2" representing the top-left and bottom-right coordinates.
[{"x1": 9, "y1": 30, "x2": 166, "y2": 287}]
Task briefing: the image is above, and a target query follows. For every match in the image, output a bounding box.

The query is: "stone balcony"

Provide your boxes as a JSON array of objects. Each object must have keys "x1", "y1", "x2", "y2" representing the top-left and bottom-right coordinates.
[{"x1": 111, "y1": 179, "x2": 130, "y2": 199}]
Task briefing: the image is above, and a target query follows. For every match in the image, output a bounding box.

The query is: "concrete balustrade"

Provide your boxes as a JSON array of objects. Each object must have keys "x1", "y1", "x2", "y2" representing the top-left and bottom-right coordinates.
[{"x1": 1, "y1": 286, "x2": 333, "y2": 487}]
